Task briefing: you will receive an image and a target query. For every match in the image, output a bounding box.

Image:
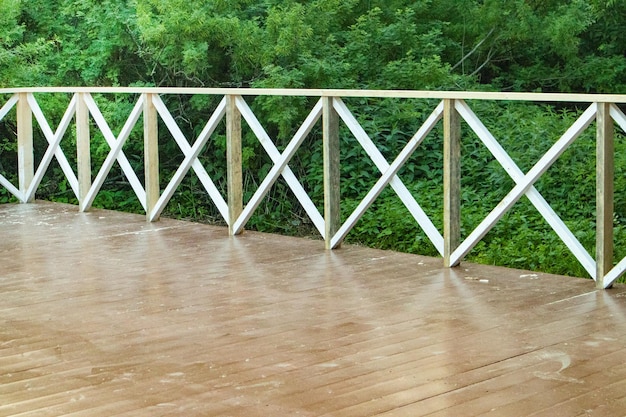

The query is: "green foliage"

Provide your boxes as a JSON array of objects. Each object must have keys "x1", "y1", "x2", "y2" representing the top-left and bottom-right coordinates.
[
  {"x1": 0, "y1": 0, "x2": 51, "y2": 86},
  {"x1": 3, "y1": 0, "x2": 626, "y2": 92},
  {"x1": 20, "y1": 0, "x2": 142, "y2": 86}
]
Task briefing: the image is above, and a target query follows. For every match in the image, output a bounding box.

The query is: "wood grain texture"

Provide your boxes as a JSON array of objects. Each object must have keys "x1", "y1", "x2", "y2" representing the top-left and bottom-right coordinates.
[
  {"x1": 443, "y1": 99, "x2": 460, "y2": 267},
  {"x1": 143, "y1": 93, "x2": 159, "y2": 221},
  {"x1": 323, "y1": 96, "x2": 340, "y2": 248},
  {"x1": 227, "y1": 95, "x2": 242, "y2": 235},
  {"x1": 17, "y1": 93, "x2": 33, "y2": 202},
  {"x1": 76, "y1": 93, "x2": 91, "y2": 207},
  {"x1": 1, "y1": 202, "x2": 626, "y2": 416},
  {"x1": 596, "y1": 102, "x2": 614, "y2": 288}
]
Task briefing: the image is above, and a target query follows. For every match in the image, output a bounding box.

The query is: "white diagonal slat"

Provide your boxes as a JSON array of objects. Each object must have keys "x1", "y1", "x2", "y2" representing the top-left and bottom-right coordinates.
[
  {"x1": 610, "y1": 104, "x2": 626, "y2": 133},
  {"x1": 235, "y1": 96, "x2": 325, "y2": 235},
  {"x1": 330, "y1": 101, "x2": 445, "y2": 253},
  {"x1": 452, "y1": 100, "x2": 597, "y2": 277},
  {"x1": 0, "y1": 94, "x2": 18, "y2": 121},
  {"x1": 82, "y1": 94, "x2": 146, "y2": 211},
  {"x1": 26, "y1": 93, "x2": 79, "y2": 198},
  {"x1": 603, "y1": 256, "x2": 626, "y2": 289},
  {"x1": 151, "y1": 95, "x2": 229, "y2": 222},
  {"x1": 331, "y1": 97, "x2": 444, "y2": 253},
  {"x1": 82, "y1": 94, "x2": 144, "y2": 210},
  {"x1": 233, "y1": 99, "x2": 324, "y2": 235},
  {"x1": 0, "y1": 174, "x2": 21, "y2": 200},
  {"x1": 0, "y1": 95, "x2": 21, "y2": 200}
]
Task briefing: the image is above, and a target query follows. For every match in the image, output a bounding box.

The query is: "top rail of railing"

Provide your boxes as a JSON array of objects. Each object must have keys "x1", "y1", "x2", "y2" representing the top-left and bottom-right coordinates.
[{"x1": 2, "y1": 87, "x2": 626, "y2": 103}]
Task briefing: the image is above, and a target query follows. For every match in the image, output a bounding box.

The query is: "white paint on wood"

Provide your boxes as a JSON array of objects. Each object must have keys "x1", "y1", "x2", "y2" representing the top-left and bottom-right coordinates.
[
  {"x1": 452, "y1": 100, "x2": 597, "y2": 278},
  {"x1": 332, "y1": 101, "x2": 445, "y2": 254},
  {"x1": 0, "y1": 87, "x2": 621, "y2": 289},
  {"x1": 25, "y1": 94, "x2": 78, "y2": 201},
  {"x1": 76, "y1": 93, "x2": 91, "y2": 207},
  {"x1": 610, "y1": 104, "x2": 626, "y2": 132},
  {"x1": 17, "y1": 93, "x2": 34, "y2": 202},
  {"x1": 0, "y1": 173, "x2": 21, "y2": 199},
  {"x1": 81, "y1": 94, "x2": 146, "y2": 211},
  {"x1": 4, "y1": 87, "x2": 626, "y2": 105},
  {"x1": 603, "y1": 257, "x2": 626, "y2": 289},
  {"x1": 235, "y1": 96, "x2": 325, "y2": 236},
  {"x1": 233, "y1": 99, "x2": 324, "y2": 236},
  {"x1": 331, "y1": 98, "x2": 444, "y2": 252},
  {"x1": 150, "y1": 95, "x2": 229, "y2": 223},
  {"x1": 0, "y1": 94, "x2": 18, "y2": 120},
  {"x1": 0, "y1": 95, "x2": 21, "y2": 199}
]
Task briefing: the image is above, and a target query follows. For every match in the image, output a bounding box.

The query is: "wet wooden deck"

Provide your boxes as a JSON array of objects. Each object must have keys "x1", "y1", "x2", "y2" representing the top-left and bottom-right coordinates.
[{"x1": 1, "y1": 201, "x2": 626, "y2": 417}]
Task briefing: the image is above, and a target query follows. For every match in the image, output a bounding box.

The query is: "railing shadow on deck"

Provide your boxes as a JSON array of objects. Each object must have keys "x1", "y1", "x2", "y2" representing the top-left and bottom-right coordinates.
[{"x1": 0, "y1": 87, "x2": 624, "y2": 288}]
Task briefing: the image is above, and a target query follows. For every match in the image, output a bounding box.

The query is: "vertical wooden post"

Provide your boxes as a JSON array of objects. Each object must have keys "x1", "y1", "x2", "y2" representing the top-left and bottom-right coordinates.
[
  {"x1": 596, "y1": 102, "x2": 614, "y2": 288},
  {"x1": 227, "y1": 95, "x2": 243, "y2": 235},
  {"x1": 143, "y1": 93, "x2": 160, "y2": 222},
  {"x1": 323, "y1": 96, "x2": 340, "y2": 249},
  {"x1": 76, "y1": 93, "x2": 91, "y2": 210},
  {"x1": 443, "y1": 99, "x2": 461, "y2": 267},
  {"x1": 17, "y1": 93, "x2": 34, "y2": 203}
]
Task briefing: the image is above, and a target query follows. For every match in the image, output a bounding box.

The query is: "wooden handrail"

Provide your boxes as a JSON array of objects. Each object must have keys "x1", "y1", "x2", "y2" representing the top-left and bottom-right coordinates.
[
  {"x1": 0, "y1": 88, "x2": 624, "y2": 288},
  {"x1": 2, "y1": 87, "x2": 626, "y2": 103}
]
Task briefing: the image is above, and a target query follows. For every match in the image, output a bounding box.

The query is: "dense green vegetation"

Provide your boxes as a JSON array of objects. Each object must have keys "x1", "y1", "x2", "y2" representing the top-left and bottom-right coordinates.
[{"x1": 0, "y1": 0, "x2": 625, "y2": 278}]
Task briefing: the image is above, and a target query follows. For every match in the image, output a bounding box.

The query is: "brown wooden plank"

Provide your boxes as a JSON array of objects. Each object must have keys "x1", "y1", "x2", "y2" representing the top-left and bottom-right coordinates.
[
  {"x1": 596, "y1": 101, "x2": 615, "y2": 287},
  {"x1": 481, "y1": 349, "x2": 626, "y2": 416},
  {"x1": 226, "y1": 94, "x2": 242, "y2": 234},
  {"x1": 1, "y1": 201, "x2": 626, "y2": 416},
  {"x1": 323, "y1": 96, "x2": 340, "y2": 248}
]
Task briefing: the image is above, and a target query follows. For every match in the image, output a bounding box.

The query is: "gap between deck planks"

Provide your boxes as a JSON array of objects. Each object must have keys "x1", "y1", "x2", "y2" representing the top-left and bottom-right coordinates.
[{"x1": 0, "y1": 201, "x2": 625, "y2": 417}]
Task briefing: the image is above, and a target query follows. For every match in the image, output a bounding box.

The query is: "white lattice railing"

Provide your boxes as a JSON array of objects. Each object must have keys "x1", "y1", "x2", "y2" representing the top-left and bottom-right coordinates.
[{"x1": 0, "y1": 87, "x2": 624, "y2": 288}]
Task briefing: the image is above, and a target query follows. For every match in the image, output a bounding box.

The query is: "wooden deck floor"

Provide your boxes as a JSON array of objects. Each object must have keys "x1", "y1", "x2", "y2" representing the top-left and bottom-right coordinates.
[{"x1": 1, "y1": 202, "x2": 626, "y2": 416}]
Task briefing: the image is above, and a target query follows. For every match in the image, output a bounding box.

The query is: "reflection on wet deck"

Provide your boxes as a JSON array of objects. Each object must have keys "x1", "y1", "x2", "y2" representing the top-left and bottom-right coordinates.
[{"x1": 1, "y1": 202, "x2": 626, "y2": 416}]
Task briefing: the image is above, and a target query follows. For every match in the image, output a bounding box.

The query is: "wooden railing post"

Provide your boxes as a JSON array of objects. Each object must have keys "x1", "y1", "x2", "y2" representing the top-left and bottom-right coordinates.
[
  {"x1": 76, "y1": 93, "x2": 91, "y2": 210},
  {"x1": 227, "y1": 95, "x2": 243, "y2": 235},
  {"x1": 596, "y1": 102, "x2": 614, "y2": 288},
  {"x1": 323, "y1": 96, "x2": 340, "y2": 249},
  {"x1": 443, "y1": 99, "x2": 461, "y2": 267},
  {"x1": 17, "y1": 93, "x2": 34, "y2": 203},
  {"x1": 144, "y1": 93, "x2": 160, "y2": 221}
]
